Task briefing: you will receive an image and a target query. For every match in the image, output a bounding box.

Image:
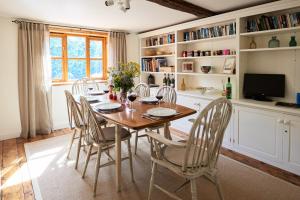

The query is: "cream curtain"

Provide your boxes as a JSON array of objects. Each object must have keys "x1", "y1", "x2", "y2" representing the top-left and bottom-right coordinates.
[
  {"x1": 18, "y1": 21, "x2": 52, "y2": 138},
  {"x1": 109, "y1": 32, "x2": 127, "y2": 68}
]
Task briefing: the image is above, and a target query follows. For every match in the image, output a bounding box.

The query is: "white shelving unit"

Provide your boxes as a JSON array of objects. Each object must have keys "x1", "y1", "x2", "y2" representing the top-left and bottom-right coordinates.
[{"x1": 240, "y1": 46, "x2": 300, "y2": 52}]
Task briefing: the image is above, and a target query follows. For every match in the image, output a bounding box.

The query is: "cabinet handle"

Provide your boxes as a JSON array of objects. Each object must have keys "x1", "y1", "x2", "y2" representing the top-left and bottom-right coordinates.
[
  {"x1": 277, "y1": 119, "x2": 284, "y2": 124},
  {"x1": 283, "y1": 120, "x2": 290, "y2": 125}
]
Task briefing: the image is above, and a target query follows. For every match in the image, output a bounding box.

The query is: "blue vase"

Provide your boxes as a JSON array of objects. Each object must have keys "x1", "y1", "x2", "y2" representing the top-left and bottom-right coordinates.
[
  {"x1": 289, "y1": 36, "x2": 297, "y2": 47},
  {"x1": 268, "y1": 36, "x2": 280, "y2": 48}
]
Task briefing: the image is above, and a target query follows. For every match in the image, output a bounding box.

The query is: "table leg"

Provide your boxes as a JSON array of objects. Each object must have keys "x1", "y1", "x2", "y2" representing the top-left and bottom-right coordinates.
[
  {"x1": 164, "y1": 122, "x2": 172, "y2": 140},
  {"x1": 115, "y1": 125, "x2": 122, "y2": 192}
]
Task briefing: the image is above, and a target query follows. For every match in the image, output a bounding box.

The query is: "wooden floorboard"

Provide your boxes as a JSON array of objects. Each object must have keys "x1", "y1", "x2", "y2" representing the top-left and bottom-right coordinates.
[{"x1": 0, "y1": 128, "x2": 300, "y2": 200}]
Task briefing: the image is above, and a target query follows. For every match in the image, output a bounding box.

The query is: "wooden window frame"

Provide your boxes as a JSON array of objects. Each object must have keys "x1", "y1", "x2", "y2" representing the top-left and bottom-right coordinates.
[{"x1": 50, "y1": 31, "x2": 107, "y2": 83}]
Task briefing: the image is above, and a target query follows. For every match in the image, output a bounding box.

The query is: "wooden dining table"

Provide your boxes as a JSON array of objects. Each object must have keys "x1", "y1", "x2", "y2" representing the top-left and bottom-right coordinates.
[{"x1": 77, "y1": 94, "x2": 196, "y2": 192}]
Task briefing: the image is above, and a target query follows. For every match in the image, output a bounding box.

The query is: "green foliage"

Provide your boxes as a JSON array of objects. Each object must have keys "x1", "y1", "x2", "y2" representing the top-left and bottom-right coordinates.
[{"x1": 109, "y1": 62, "x2": 140, "y2": 92}]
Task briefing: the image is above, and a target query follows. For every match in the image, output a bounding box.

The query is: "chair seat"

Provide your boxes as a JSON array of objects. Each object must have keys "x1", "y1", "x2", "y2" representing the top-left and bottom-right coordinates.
[
  {"x1": 163, "y1": 143, "x2": 208, "y2": 168},
  {"x1": 101, "y1": 127, "x2": 131, "y2": 141}
]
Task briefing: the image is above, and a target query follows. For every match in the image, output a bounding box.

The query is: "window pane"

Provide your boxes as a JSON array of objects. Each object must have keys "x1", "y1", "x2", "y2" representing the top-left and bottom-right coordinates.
[
  {"x1": 67, "y1": 36, "x2": 86, "y2": 58},
  {"x1": 90, "y1": 60, "x2": 103, "y2": 78},
  {"x1": 90, "y1": 40, "x2": 102, "y2": 58},
  {"x1": 68, "y1": 60, "x2": 86, "y2": 80},
  {"x1": 51, "y1": 59, "x2": 63, "y2": 79},
  {"x1": 50, "y1": 37, "x2": 62, "y2": 57}
]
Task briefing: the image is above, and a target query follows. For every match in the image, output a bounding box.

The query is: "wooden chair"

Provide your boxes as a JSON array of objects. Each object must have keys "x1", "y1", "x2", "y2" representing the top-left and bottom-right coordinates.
[
  {"x1": 147, "y1": 97, "x2": 232, "y2": 200},
  {"x1": 80, "y1": 96, "x2": 134, "y2": 196},
  {"x1": 65, "y1": 90, "x2": 85, "y2": 169},
  {"x1": 72, "y1": 78, "x2": 99, "y2": 95},
  {"x1": 134, "y1": 82, "x2": 150, "y2": 97},
  {"x1": 134, "y1": 86, "x2": 177, "y2": 154},
  {"x1": 65, "y1": 90, "x2": 107, "y2": 170},
  {"x1": 132, "y1": 83, "x2": 150, "y2": 154}
]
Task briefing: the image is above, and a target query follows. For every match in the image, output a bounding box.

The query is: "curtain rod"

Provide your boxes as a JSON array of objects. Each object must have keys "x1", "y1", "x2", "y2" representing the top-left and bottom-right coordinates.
[{"x1": 12, "y1": 19, "x2": 129, "y2": 34}]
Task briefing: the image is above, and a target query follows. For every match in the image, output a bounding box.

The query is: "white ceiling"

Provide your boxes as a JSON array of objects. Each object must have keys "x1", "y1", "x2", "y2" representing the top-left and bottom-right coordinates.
[{"x1": 0, "y1": 0, "x2": 274, "y2": 33}]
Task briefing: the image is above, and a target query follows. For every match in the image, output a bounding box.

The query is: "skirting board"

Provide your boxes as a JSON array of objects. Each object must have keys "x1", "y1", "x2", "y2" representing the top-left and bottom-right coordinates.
[{"x1": 0, "y1": 132, "x2": 21, "y2": 141}]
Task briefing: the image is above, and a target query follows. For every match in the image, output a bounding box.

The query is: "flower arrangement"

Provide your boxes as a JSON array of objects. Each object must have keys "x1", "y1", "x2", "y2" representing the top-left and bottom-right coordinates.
[{"x1": 109, "y1": 62, "x2": 140, "y2": 92}]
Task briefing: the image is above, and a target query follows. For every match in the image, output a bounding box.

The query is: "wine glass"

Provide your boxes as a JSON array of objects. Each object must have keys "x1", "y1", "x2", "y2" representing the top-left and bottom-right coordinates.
[
  {"x1": 156, "y1": 94, "x2": 163, "y2": 107},
  {"x1": 103, "y1": 87, "x2": 109, "y2": 98},
  {"x1": 127, "y1": 92, "x2": 137, "y2": 112}
]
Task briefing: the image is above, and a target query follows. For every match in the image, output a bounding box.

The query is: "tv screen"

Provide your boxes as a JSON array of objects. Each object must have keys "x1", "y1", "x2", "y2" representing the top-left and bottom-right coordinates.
[{"x1": 243, "y1": 73, "x2": 285, "y2": 100}]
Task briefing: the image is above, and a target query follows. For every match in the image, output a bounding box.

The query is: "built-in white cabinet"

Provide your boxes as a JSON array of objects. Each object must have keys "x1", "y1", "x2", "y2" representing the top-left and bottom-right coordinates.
[
  {"x1": 233, "y1": 106, "x2": 282, "y2": 162},
  {"x1": 281, "y1": 115, "x2": 300, "y2": 174},
  {"x1": 232, "y1": 106, "x2": 300, "y2": 175}
]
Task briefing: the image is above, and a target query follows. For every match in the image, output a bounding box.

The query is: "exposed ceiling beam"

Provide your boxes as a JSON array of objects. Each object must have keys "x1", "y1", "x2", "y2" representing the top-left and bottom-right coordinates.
[{"x1": 146, "y1": 0, "x2": 215, "y2": 17}]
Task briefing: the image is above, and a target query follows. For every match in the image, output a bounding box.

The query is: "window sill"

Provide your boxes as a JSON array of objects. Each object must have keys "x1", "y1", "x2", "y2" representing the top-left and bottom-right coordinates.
[{"x1": 52, "y1": 80, "x2": 108, "y2": 86}]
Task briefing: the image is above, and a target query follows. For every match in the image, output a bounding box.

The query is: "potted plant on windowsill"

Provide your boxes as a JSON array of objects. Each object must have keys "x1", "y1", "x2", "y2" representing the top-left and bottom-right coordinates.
[{"x1": 109, "y1": 62, "x2": 140, "y2": 103}]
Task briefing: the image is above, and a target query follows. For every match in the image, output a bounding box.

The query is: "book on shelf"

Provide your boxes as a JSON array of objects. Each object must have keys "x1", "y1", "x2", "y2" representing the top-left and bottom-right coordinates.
[
  {"x1": 141, "y1": 57, "x2": 168, "y2": 72},
  {"x1": 246, "y1": 12, "x2": 300, "y2": 32},
  {"x1": 145, "y1": 33, "x2": 175, "y2": 47},
  {"x1": 183, "y1": 22, "x2": 236, "y2": 41}
]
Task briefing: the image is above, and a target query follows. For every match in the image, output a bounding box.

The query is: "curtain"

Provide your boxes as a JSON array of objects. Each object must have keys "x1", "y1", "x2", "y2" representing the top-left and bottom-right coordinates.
[
  {"x1": 18, "y1": 21, "x2": 52, "y2": 138},
  {"x1": 109, "y1": 32, "x2": 127, "y2": 68}
]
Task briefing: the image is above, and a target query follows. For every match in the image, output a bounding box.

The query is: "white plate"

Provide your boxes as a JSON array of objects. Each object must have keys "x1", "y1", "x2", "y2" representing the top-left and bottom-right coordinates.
[
  {"x1": 96, "y1": 103, "x2": 122, "y2": 111},
  {"x1": 89, "y1": 91, "x2": 105, "y2": 95},
  {"x1": 140, "y1": 97, "x2": 158, "y2": 103},
  {"x1": 85, "y1": 96, "x2": 99, "y2": 102},
  {"x1": 146, "y1": 107, "x2": 177, "y2": 117}
]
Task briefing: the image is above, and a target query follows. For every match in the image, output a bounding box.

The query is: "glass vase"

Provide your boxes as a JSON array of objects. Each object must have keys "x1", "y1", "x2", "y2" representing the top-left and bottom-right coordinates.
[
  {"x1": 289, "y1": 36, "x2": 297, "y2": 47},
  {"x1": 268, "y1": 36, "x2": 280, "y2": 48}
]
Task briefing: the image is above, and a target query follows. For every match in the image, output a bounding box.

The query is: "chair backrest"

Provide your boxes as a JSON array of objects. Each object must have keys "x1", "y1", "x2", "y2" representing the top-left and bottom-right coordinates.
[
  {"x1": 64, "y1": 90, "x2": 83, "y2": 129},
  {"x1": 156, "y1": 86, "x2": 177, "y2": 103},
  {"x1": 80, "y1": 96, "x2": 107, "y2": 144},
  {"x1": 134, "y1": 83, "x2": 150, "y2": 97},
  {"x1": 72, "y1": 79, "x2": 88, "y2": 95},
  {"x1": 183, "y1": 97, "x2": 232, "y2": 173}
]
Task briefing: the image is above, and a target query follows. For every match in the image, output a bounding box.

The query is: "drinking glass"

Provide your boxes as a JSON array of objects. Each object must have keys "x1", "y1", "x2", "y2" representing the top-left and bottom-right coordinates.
[
  {"x1": 156, "y1": 95, "x2": 163, "y2": 107},
  {"x1": 127, "y1": 92, "x2": 137, "y2": 112}
]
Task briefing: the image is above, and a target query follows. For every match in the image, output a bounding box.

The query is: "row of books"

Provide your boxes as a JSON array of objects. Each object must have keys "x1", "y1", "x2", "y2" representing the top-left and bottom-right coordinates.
[
  {"x1": 183, "y1": 22, "x2": 236, "y2": 41},
  {"x1": 141, "y1": 58, "x2": 168, "y2": 72},
  {"x1": 145, "y1": 34, "x2": 175, "y2": 47},
  {"x1": 246, "y1": 12, "x2": 300, "y2": 32}
]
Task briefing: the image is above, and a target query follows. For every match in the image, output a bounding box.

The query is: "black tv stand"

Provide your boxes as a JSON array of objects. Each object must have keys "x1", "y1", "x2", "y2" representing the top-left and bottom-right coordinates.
[{"x1": 251, "y1": 94, "x2": 273, "y2": 102}]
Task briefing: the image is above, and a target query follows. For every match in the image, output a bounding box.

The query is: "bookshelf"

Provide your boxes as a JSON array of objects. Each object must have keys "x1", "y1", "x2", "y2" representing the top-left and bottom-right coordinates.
[{"x1": 138, "y1": 3, "x2": 300, "y2": 102}]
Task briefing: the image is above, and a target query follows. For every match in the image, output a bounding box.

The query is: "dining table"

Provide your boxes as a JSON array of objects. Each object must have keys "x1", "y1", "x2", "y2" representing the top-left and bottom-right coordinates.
[{"x1": 76, "y1": 94, "x2": 197, "y2": 192}]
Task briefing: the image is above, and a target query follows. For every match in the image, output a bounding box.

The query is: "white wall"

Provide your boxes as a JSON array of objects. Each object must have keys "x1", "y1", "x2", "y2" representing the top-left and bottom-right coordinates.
[
  {"x1": 0, "y1": 17, "x2": 21, "y2": 140},
  {"x1": 126, "y1": 33, "x2": 139, "y2": 63}
]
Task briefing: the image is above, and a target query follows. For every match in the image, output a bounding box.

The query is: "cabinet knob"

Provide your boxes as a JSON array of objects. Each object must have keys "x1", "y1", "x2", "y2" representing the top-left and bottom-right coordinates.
[
  {"x1": 283, "y1": 120, "x2": 290, "y2": 125},
  {"x1": 277, "y1": 119, "x2": 284, "y2": 124}
]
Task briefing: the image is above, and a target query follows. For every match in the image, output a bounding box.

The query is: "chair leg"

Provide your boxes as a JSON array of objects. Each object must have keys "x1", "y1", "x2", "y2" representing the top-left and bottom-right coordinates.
[
  {"x1": 191, "y1": 179, "x2": 198, "y2": 200},
  {"x1": 75, "y1": 129, "x2": 82, "y2": 169},
  {"x1": 67, "y1": 129, "x2": 76, "y2": 159},
  {"x1": 93, "y1": 146, "x2": 102, "y2": 197},
  {"x1": 148, "y1": 162, "x2": 157, "y2": 200},
  {"x1": 134, "y1": 130, "x2": 139, "y2": 155},
  {"x1": 82, "y1": 145, "x2": 92, "y2": 178},
  {"x1": 215, "y1": 177, "x2": 224, "y2": 200},
  {"x1": 127, "y1": 138, "x2": 134, "y2": 182}
]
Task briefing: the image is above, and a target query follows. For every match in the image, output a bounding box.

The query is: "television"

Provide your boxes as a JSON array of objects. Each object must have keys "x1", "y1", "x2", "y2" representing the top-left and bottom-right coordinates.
[{"x1": 243, "y1": 73, "x2": 285, "y2": 101}]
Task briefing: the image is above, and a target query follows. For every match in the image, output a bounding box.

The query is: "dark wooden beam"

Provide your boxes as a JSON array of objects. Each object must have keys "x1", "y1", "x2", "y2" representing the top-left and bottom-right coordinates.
[{"x1": 146, "y1": 0, "x2": 215, "y2": 17}]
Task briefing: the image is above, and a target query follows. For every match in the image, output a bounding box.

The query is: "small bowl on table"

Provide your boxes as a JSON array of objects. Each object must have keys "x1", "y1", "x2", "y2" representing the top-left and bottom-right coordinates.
[{"x1": 201, "y1": 66, "x2": 211, "y2": 74}]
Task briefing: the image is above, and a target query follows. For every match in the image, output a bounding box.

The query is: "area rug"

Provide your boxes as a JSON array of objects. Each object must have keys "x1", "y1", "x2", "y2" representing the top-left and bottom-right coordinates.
[{"x1": 24, "y1": 134, "x2": 300, "y2": 200}]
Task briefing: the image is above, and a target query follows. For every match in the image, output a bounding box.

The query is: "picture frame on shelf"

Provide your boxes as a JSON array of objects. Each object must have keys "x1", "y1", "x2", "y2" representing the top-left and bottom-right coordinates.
[
  {"x1": 182, "y1": 62, "x2": 194, "y2": 72},
  {"x1": 156, "y1": 58, "x2": 168, "y2": 68},
  {"x1": 223, "y1": 57, "x2": 236, "y2": 74}
]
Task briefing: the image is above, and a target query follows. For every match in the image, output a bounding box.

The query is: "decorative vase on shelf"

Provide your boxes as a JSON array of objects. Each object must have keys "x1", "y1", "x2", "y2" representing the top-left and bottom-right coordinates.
[
  {"x1": 289, "y1": 36, "x2": 297, "y2": 47},
  {"x1": 181, "y1": 78, "x2": 186, "y2": 91},
  {"x1": 249, "y1": 38, "x2": 257, "y2": 49},
  {"x1": 268, "y1": 36, "x2": 280, "y2": 48}
]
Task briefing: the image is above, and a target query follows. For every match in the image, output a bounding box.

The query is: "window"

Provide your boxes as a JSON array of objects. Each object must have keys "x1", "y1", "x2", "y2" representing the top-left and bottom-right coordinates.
[{"x1": 50, "y1": 32, "x2": 107, "y2": 82}]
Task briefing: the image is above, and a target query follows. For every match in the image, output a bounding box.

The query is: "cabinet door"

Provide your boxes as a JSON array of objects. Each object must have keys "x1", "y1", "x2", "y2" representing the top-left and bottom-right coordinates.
[
  {"x1": 283, "y1": 115, "x2": 300, "y2": 174},
  {"x1": 234, "y1": 106, "x2": 282, "y2": 162},
  {"x1": 222, "y1": 114, "x2": 234, "y2": 148},
  {"x1": 171, "y1": 95, "x2": 209, "y2": 133}
]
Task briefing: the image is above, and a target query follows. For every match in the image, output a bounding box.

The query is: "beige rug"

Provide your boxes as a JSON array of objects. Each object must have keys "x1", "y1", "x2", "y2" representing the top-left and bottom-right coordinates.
[{"x1": 24, "y1": 133, "x2": 300, "y2": 200}]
